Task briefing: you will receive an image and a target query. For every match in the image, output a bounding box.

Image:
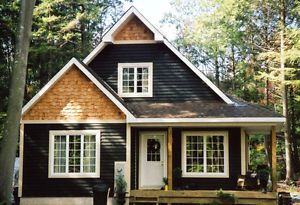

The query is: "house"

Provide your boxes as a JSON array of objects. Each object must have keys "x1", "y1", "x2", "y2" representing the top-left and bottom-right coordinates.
[{"x1": 19, "y1": 6, "x2": 285, "y2": 205}]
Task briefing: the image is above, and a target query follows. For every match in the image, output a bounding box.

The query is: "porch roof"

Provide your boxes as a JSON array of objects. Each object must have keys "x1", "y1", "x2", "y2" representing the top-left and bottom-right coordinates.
[{"x1": 125, "y1": 97, "x2": 283, "y2": 118}]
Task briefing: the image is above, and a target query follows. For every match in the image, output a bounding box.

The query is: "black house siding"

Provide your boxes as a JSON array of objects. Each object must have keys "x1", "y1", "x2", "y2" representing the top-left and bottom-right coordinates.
[
  {"x1": 89, "y1": 43, "x2": 222, "y2": 102},
  {"x1": 131, "y1": 127, "x2": 241, "y2": 190},
  {"x1": 22, "y1": 123, "x2": 126, "y2": 197}
]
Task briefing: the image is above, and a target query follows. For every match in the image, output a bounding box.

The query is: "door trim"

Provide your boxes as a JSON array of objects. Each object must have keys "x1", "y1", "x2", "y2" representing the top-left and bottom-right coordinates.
[{"x1": 138, "y1": 131, "x2": 167, "y2": 189}]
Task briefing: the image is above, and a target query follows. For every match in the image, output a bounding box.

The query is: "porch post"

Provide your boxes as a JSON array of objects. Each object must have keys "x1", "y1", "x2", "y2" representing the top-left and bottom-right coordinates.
[
  {"x1": 167, "y1": 127, "x2": 173, "y2": 190},
  {"x1": 271, "y1": 126, "x2": 277, "y2": 192}
]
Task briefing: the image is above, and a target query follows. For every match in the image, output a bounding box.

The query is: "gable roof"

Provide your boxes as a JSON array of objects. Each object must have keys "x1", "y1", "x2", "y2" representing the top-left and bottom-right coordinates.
[
  {"x1": 22, "y1": 58, "x2": 135, "y2": 119},
  {"x1": 83, "y1": 6, "x2": 234, "y2": 104}
]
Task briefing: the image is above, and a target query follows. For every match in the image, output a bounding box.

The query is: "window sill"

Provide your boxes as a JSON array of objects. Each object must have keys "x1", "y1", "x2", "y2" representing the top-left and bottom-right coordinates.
[
  {"x1": 182, "y1": 173, "x2": 229, "y2": 178},
  {"x1": 119, "y1": 93, "x2": 153, "y2": 98},
  {"x1": 48, "y1": 173, "x2": 100, "y2": 178}
]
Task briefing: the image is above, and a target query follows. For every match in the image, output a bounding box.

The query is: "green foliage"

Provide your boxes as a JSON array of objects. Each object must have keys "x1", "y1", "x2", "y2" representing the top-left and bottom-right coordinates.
[
  {"x1": 115, "y1": 170, "x2": 127, "y2": 194},
  {"x1": 210, "y1": 189, "x2": 236, "y2": 204},
  {"x1": 164, "y1": 0, "x2": 300, "y2": 179},
  {"x1": 162, "y1": 177, "x2": 168, "y2": 185}
]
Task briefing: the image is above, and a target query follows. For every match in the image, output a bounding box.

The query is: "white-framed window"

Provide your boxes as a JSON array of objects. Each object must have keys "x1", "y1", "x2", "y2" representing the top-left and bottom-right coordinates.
[
  {"x1": 182, "y1": 131, "x2": 229, "y2": 178},
  {"x1": 48, "y1": 130, "x2": 100, "y2": 178},
  {"x1": 118, "y1": 62, "x2": 153, "y2": 97}
]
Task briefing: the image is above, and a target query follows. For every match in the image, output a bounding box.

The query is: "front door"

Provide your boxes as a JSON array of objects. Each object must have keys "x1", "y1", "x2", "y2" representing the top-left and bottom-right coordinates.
[{"x1": 139, "y1": 131, "x2": 166, "y2": 189}]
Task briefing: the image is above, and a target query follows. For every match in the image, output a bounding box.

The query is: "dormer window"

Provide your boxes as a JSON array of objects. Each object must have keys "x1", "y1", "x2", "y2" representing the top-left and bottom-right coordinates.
[{"x1": 118, "y1": 62, "x2": 153, "y2": 97}]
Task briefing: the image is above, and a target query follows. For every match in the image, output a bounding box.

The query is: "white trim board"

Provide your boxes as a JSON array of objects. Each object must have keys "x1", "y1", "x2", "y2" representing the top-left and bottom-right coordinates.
[
  {"x1": 117, "y1": 62, "x2": 153, "y2": 97},
  {"x1": 48, "y1": 130, "x2": 101, "y2": 178},
  {"x1": 128, "y1": 117, "x2": 286, "y2": 124},
  {"x1": 21, "y1": 58, "x2": 135, "y2": 119},
  {"x1": 82, "y1": 6, "x2": 234, "y2": 104},
  {"x1": 181, "y1": 131, "x2": 229, "y2": 178},
  {"x1": 21, "y1": 119, "x2": 126, "y2": 124}
]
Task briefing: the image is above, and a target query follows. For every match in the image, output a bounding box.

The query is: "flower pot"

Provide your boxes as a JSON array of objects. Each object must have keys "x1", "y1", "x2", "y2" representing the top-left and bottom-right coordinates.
[{"x1": 116, "y1": 193, "x2": 126, "y2": 205}]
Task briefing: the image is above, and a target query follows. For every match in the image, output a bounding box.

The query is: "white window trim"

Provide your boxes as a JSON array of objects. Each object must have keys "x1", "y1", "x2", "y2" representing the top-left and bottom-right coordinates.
[
  {"x1": 118, "y1": 62, "x2": 153, "y2": 97},
  {"x1": 181, "y1": 131, "x2": 229, "y2": 178},
  {"x1": 48, "y1": 130, "x2": 100, "y2": 178}
]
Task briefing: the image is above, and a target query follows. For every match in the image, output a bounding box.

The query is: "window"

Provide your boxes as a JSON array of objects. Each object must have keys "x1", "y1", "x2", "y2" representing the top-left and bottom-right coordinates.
[
  {"x1": 182, "y1": 131, "x2": 229, "y2": 178},
  {"x1": 49, "y1": 130, "x2": 100, "y2": 178},
  {"x1": 118, "y1": 63, "x2": 153, "y2": 97}
]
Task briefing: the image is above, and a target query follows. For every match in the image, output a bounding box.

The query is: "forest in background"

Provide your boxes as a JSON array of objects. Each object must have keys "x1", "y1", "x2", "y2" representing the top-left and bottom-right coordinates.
[
  {"x1": 163, "y1": 0, "x2": 300, "y2": 181},
  {"x1": 0, "y1": 0, "x2": 299, "y2": 182}
]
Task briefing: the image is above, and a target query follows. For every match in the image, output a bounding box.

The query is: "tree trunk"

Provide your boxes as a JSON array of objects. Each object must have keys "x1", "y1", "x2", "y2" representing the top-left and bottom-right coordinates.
[
  {"x1": 280, "y1": 0, "x2": 292, "y2": 182},
  {"x1": 231, "y1": 45, "x2": 236, "y2": 91},
  {"x1": 0, "y1": 0, "x2": 35, "y2": 204},
  {"x1": 215, "y1": 56, "x2": 220, "y2": 87},
  {"x1": 290, "y1": 86, "x2": 300, "y2": 173}
]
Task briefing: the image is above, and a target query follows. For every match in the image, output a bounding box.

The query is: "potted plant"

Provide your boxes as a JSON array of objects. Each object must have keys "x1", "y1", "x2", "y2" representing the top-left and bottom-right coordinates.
[
  {"x1": 162, "y1": 177, "x2": 168, "y2": 191},
  {"x1": 115, "y1": 170, "x2": 127, "y2": 205},
  {"x1": 216, "y1": 189, "x2": 236, "y2": 204},
  {"x1": 257, "y1": 165, "x2": 270, "y2": 192}
]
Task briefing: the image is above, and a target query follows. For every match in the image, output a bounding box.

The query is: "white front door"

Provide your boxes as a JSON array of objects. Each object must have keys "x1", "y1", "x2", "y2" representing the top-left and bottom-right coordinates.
[{"x1": 139, "y1": 131, "x2": 166, "y2": 189}]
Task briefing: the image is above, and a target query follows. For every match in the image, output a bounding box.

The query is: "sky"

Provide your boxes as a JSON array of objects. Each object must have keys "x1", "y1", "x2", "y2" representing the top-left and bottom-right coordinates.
[{"x1": 123, "y1": 0, "x2": 177, "y2": 40}]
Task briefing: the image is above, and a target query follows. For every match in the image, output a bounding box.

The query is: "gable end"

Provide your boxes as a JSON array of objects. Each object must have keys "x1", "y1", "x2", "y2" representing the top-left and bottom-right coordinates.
[
  {"x1": 22, "y1": 65, "x2": 126, "y2": 121},
  {"x1": 114, "y1": 16, "x2": 154, "y2": 41}
]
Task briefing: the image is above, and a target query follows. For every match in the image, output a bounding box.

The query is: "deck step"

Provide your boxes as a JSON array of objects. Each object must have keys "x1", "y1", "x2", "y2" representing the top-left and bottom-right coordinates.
[{"x1": 130, "y1": 197, "x2": 158, "y2": 204}]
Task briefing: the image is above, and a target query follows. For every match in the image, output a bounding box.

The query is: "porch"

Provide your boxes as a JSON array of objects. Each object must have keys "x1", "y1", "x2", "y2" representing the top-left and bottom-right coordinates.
[
  {"x1": 128, "y1": 125, "x2": 278, "y2": 191},
  {"x1": 129, "y1": 190, "x2": 277, "y2": 205}
]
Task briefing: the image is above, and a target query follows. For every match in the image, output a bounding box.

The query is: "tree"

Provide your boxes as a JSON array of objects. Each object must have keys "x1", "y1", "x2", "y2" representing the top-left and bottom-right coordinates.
[
  {"x1": 164, "y1": 0, "x2": 300, "y2": 181},
  {"x1": 0, "y1": 0, "x2": 36, "y2": 204}
]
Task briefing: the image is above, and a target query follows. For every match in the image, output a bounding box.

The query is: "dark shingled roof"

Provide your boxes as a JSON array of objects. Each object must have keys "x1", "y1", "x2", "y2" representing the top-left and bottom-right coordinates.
[
  {"x1": 125, "y1": 98, "x2": 283, "y2": 118},
  {"x1": 81, "y1": 60, "x2": 282, "y2": 119}
]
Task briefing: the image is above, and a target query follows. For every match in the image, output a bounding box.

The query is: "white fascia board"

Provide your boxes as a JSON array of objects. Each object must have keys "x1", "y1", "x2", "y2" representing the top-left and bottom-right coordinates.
[
  {"x1": 128, "y1": 117, "x2": 286, "y2": 124},
  {"x1": 21, "y1": 58, "x2": 135, "y2": 119},
  {"x1": 83, "y1": 41, "x2": 107, "y2": 64},
  {"x1": 163, "y1": 40, "x2": 234, "y2": 104},
  {"x1": 102, "y1": 6, "x2": 164, "y2": 43},
  {"x1": 21, "y1": 58, "x2": 78, "y2": 116}
]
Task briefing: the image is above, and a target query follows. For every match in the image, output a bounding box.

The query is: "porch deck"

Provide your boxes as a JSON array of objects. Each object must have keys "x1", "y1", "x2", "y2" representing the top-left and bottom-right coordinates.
[{"x1": 129, "y1": 190, "x2": 277, "y2": 205}]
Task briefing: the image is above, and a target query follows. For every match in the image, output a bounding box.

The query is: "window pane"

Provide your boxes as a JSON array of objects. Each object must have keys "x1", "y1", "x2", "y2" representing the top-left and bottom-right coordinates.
[
  {"x1": 123, "y1": 67, "x2": 134, "y2": 93},
  {"x1": 69, "y1": 135, "x2": 81, "y2": 173},
  {"x1": 53, "y1": 135, "x2": 66, "y2": 173},
  {"x1": 186, "y1": 135, "x2": 204, "y2": 173},
  {"x1": 147, "y1": 138, "x2": 161, "y2": 161},
  {"x1": 83, "y1": 135, "x2": 96, "y2": 173},
  {"x1": 206, "y1": 135, "x2": 225, "y2": 173}
]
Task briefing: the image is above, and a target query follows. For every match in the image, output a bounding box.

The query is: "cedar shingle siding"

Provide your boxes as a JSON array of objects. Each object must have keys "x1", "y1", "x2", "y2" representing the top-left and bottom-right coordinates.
[
  {"x1": 114, "y1": 16, "x2": 154, "y2": 41},
  {"x1": 23, "y1": 65, "x2": 125, "y2": 120}
]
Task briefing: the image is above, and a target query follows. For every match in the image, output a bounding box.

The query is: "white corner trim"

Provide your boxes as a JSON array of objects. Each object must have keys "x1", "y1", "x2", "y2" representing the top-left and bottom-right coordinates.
[
  {"x1": 21, "y1": 57, "x2": 135, "y2": 119},
  {"x1": 128, "y1": 117, "x2": 286, "y2": 124},
  {"x1": 163, "y1": 40, "x2": 234, "y2": 104},
  {"x1": 125, "y1": 124, "x2": 131, "y2": 194},
  {"x1": 117, "y1": 62, "x2": 153, "y2": 97},
  {"x1": 48, "y1": 130, "x2": 100, "y2": 178},
  {"x1": 241, "y1": 128, "x2": 246, "y2": 175},
  {"x1": 18, "y1": 123, "x2": 24, "y2": 197},
  {"x1": 102, "y1": 6, "x2": 164, "y2": 42},
  {"x1": 181, "y1": 131, "x2": 229, "y2": 178}
]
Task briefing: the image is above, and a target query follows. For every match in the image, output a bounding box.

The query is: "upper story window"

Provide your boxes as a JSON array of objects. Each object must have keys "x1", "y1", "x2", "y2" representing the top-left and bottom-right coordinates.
[
  {"x1": 118, "y1": 62, "x2": 153, "y2": 97},
  {"x1": 48, "y1": 130, "x2": 100, "y2": 178}
]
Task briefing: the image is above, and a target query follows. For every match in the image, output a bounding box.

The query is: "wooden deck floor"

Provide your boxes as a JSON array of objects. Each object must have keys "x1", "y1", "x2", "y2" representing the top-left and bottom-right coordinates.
[{"x1": 129, "y1": 190, "x2": 277, "y2": 205}]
